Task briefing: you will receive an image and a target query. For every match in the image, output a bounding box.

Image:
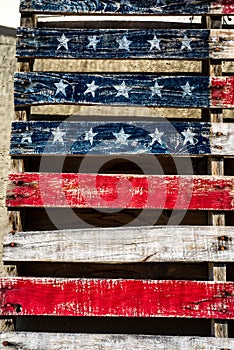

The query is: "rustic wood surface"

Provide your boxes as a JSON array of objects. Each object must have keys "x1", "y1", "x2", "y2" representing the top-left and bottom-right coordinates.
[
  {"x1": 3, "y1": 226, "x2": 234, "y2": 263},
  {"x1": 1, "y1": 277, "x2": 234, "y2": 318},
  {"x1": 16, "y1": 28, "x2": 234, "y2": 60},
  {"x1": 6, "y1": 173, "x2": 234, "y2": 210},
  {"x1": 10, "y1": 121, "x2": 234, "y2": 156},
  {"x1": 19, "y1": 0, "x2": 234, "y2": 15},
  {"x1": 1, "y1": 332, "x2": 234, "y2": 349},
  {"x1": 14, "y1": 73, "x2": 234, "y2": 108}
]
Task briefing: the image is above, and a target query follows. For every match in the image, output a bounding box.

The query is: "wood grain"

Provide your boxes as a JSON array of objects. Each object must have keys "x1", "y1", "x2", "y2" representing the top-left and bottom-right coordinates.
[
  {"x1": 3, "y1": 226, "x2": 234, "y2": 263},
  {"x1": 10, "y1": 121, "x2": 234, "y2": 156},
  {"x1": 16, "y1": 28, "x2": 234, "y2": 60},
  {"x1": 14, "y1": 73, "x2": 234, "y2": 108},
  {"x1": 6, "y1": 173, "x2": 234, "y2": 210},
  {"x1": 19, "y1": 0, "x2": 234, "y2": 15},
  {"x1": 1, "y1": 332, "x2": 234, "y2": 349},
  {"x1": 1, "y1": 277, "x2": 234, "y2": 318}
]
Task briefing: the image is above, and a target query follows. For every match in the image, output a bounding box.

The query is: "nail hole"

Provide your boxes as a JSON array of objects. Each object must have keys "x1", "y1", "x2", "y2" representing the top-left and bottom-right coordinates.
[{"x1": 15, "y1": 304, "x2": 22, "y2": 313}]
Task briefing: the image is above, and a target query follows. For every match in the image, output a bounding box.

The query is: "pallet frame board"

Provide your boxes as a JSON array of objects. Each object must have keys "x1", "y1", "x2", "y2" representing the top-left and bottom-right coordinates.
[
  {"x1": 3, "y1": 226, "x2": 234, "y2": 263},
  {"x1": 19, "y1": 0, "x2": 234, "y2": 15},
  {"x1": 6, "y1": 173, "x2": 234, "y2": 210},
  {"x1": 10, "y1": 121, "x2": 234, "y2": 156},
  {"x1": 1, "y1": 332, "x2": 234, "y2": 349},
  {"x1": 16, "y1": 28, "x2": 234, "y2": 60},
  {"x1": 14, "y1": 73, "x2": 234, "y2": 108},
  {"x1": 1, "y1": 277, "x2": 234, "y2": 318}
]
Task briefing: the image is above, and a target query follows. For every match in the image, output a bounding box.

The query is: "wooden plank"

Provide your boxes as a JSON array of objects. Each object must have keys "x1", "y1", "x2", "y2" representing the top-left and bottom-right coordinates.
[
  {"x1": 6, "y1": 173, "x2": 234, "y2": 210},
  {"x1": 19, "y1": 0, "x2": 234, "y2": 15},
  {"x1": 3, "y1": 226, "x2": 234, "y2": 263},
  {"x1": 1, "y1": 277, "x2": 234, "y2": 318},
  {"x1": 16, "y1": 28, "x2": 234, "y2": 60},
  {"x1": 14, "y1": 73, "x2": 234, "y2": 108},
  {"x1": 1, "y1": 332, "x2": 234, "y2": 350},
  {"x1": 10, "y1": 121, "x2": 234, "y2": 156}
]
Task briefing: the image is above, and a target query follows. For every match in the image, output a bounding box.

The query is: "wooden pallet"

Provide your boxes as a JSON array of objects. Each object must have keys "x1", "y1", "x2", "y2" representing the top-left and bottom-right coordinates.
[{"x1": 1, "y1": 0, "x2": 234, "y2": 347}]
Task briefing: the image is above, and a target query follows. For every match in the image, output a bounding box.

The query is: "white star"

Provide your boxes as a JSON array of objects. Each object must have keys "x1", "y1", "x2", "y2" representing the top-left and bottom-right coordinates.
[
  {"x1": 116, "y1": 36, "x2": 132, "y2": 51},
  {"x1": 84, "y1": 80, "x2": 99, "y2": 98},
  {"x1": 150, "y1": 81, "x2": 164, "y2": 97},
  {"x1": 149, "y1": 128, "x2": 164, "y2": 145},
  {"x1": 181, "y1": 128, "x2": 196, "y2": 145},
  {"x1": 52, "y1": 127, "x2": 65, "y2": 144},
  {"x1": 21, "y1": 133, "x2": 32, "y2": 144},
  {"x1": 181, "y1": 82, "x2": 195, "y2": 98},
  {"x1": 114, "y1": 81, "x2": 132, "y2": 99},
  {"x1": 112, "y1": 128, "x2": 130, "y2": 145},
  {"x1": 54, "y1": 80, "x2": 68, "y2": 97},
  {"x1": 87, "y1": 36, "x2": 100, "y2": 51},
  {"x1": 148, "y1": 35, "x2": 161, "y2": 51},
  {"x1": 181, "y1": 35, "x2": 192, "y2": 51},
  {"x1": 57, "y1": 34, "x2": 70, "y2": 51},
  {"x1": 84, "y1": 128, "x2": 98, "y2": 146}
]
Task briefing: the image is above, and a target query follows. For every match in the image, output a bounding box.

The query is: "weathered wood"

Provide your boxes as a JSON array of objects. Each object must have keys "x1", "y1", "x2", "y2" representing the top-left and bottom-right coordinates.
[
  {"x1": 10, "y1": 121, "x2": 234, "y2": 156},
  {"x1": 1, "y1": 277, "x2": 234, "y2": 318},
  {"x1": 1, "y1": 332, "x2": 234, "y2": 349},
  {"x1": 14, "y1": 73, "x2": 234, "y2": 108},
  {"x1": 16, "y1": 28, "x2": 234, "y2": 60},
  {"x1": 19, "y1": 0, "x2": 234, "y2": 15},
  {"x1": 3, "y1": 226, "x2": 234, "y2": 263},
  {"x1": 6, "y1": 173, "x2": 234, "y2": 210}
]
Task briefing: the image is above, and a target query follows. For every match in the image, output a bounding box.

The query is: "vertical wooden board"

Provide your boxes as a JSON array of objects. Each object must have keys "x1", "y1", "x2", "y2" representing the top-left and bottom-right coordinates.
[
  {"x1": 19, "y1": 0, "x2": 234, "y2": 15},
  {"x1": 6, "y1": 173, "x2": 234, "y2": 210},
  {"x1": 9, "y1": 121, "x2": 234, "y2": 156},
  {"x1": 1, "y1": 277, "x2": 234, "y2": 318},
  {"x1": 1, "y1": 332, "x2": 234, "y2": 349}
]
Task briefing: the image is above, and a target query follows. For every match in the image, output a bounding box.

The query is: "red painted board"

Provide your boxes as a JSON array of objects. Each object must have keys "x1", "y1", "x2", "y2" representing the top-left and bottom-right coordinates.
[
  {"x1": 0, "y1": 277, "x2": 234, "y2": 319},
  {"x1": 6, "y1": 173, "x2": 234, "y2": 210},
  {"x1": 211, "y1": 77, "x2": 234, "y2": 108}
]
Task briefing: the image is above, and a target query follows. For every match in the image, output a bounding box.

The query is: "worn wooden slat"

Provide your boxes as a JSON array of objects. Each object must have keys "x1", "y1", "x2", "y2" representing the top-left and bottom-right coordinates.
[
  {"x1": 16, "y1": 28, "x2": 234, "y2": 60},
  {"x1": 10, "y1": 121, "x2": 234, "y2": 156},
  {"x1": 19, "y1": 0, "x2": 234, "y2": 15},
  {"x1": 14, "y1": 73, "x2": 234, "y2": 108},
  {"x1": 6, "y1": 173, "x2": 234, "y2": 210},
  {"x1": 1, "y1": 277, "x2": 234, "y2": 318},
  {"x1": 3, "y1": 226, "x2": 234, "y2": 263},
  {"x1": 1, "y1": 332, "x2": 234, "y2": 350}
]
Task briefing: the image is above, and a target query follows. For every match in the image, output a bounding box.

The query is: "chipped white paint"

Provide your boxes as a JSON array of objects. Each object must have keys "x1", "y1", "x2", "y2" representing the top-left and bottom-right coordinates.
[
  {"x1": 3, "y1": 226, "x2": 234, "y2": 263},
  {"x1": 0, "y1": 332, "x2": 234, "y2": 349}
]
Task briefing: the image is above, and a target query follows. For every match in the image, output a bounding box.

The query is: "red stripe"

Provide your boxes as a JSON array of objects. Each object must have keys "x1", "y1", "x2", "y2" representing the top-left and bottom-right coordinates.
[
  {"x1": 6, "y1": 173, "x2": 234, "y2": 210},
  {"x1": 0, "y1": 277, "x2": 233, "y2": 318},
  {"x1": 211, "y1": 77, "x2": 234, "y2": 108},
  {"x1": 213, "y1": 0, "x2": 234, "y2": 14}
]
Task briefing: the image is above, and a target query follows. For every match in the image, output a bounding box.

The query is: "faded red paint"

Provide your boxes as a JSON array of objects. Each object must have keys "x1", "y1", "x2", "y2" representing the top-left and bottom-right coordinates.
[
  {"x1": 0, "y1": 277, "x2": 234, "y2": 318},
  {"x1": 212, "y1": 0, "x2": 234, "y2": 14},
  {"x1": 6, "y1": 173, "x2": 234, "y2": 210},
  {"x1": 211, "y1": 77, "x2": 234, "y2": 108}
]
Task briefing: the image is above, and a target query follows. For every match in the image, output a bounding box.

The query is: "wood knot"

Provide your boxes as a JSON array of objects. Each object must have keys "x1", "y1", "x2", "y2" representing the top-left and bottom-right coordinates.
[{"x1": 216, "y1": 132, "x2": 223, "y2": 137}]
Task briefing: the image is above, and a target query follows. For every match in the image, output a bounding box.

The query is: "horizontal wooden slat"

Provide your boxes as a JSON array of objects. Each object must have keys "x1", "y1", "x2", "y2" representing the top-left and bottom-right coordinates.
[
  {"x1": 1, "y1": 277, "x2": 234, "y2": 318},
  {"x1": 6, "y1": 173, "x2": 234, "y2": 210},
  {"x1": 19, "y1": 0, "x2": 234, "y2": 15},
  {"x1": 14, "y1": 73, "x2": 234, "y2": 108},
  {"x1": 1, "y1": 333, "x2": 234, "y2": 350},
  {"x1": 10, "y1": 121, "x2": 234, "y2": 156},
  {"x1": 16, "y1": 28, "x2": 234, "y2": 60},
  {"x1": 3, "y1": 226, "x2": 234, "y2": 263}
]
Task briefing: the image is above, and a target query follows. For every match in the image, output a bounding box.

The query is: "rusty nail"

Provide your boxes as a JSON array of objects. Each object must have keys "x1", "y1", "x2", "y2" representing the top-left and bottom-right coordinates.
[
  {"x1": 10, "y1": 230, "x2": 15, "y2": 235},
  {"x1": 215, "y1": 145, "x2": 223, "y2": 149},
  {"x1": 2, "y1": 341, "x2": 9, "y2": 347},
  {"x1": 216, "y1": 132, "x2": 223, "y2": 137},
  {"x1": 9, "y1": 242, "x2": 16, "y2": 248},
  {"x1": 220, "y1": 246, "x2": 225, "y2": 251}
]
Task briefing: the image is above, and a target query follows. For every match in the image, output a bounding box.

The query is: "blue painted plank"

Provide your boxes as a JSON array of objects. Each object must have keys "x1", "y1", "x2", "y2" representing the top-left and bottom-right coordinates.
[
  {"x1": 10, "y1": 121, "x2": 234, "y2": 156},
  {"x1": 20, "y1": 0, "x2": 234, "y2": 15},
  {"x1": 14, "y1": 73, "x2": 211, "y2": 108},
  {"x1": 17, "y1": 28, "x2": 211, "y2": 59}
]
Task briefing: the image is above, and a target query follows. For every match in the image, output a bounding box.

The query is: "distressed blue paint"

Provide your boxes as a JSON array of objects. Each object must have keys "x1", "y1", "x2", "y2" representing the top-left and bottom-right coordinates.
[
  {"x1": 14, "y1": 73, "x2": 210, "y2": 108},
  {"x1": 10, "y1": 121, "x2": 212, "y2": 156},
  {"x1": 20, "y1": 0, "x2": 213, "y2": 15},
  {"x1": 17, "y1": 28, "x2": 210, "y2": 59}
]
